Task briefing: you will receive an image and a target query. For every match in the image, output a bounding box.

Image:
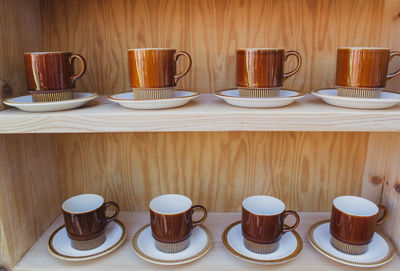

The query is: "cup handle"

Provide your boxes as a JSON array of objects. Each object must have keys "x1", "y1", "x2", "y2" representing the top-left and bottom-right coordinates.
[
  {"x1": 283, "y1": 51, "x2": 302, "y2": 80},
  {"x1": 191, "y1": 205, "x2": 207, "y2": 227},
  {"x1": 104, "y1": 201, "x2": 120, "y2": 224},
  {"x1": 376, "y1": 205, "x2": 388, "y2": 225},
  {"x1": 282, "y1": 210, "x2": 300, "y2": 233},
  {"x1": 173, "y1": 51, "x2": 192, "y2": 84},
  {"x1": 387, "y1": 51, "x2": 400, "y2": 80},
  {"x1": 69, "y1": 54, "x2": 87, "y2": 85}
]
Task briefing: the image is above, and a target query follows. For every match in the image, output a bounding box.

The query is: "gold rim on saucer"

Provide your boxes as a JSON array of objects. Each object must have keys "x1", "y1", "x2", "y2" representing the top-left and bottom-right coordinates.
[
  {"x1": 47, "y1": 219, "x2": 127, "y2": 261},
  {"x1": 215, "y1": 89, "x2": 305, "y2": 99},
  {"x1": 108, "y1": 90, "x2": 199, "y2": 101},
  {"x1": 308, "y1": 220, "x2": 395, "y2": 267},
  {"x1": 222, "y1": 221, "x2": 302, "y2": 264},
  {"x1": 132, "y1": 224, "x2": 213, "y2": 265},
  {"x1": 4, "y1": 92, "x2": 98, "y2": 105}
]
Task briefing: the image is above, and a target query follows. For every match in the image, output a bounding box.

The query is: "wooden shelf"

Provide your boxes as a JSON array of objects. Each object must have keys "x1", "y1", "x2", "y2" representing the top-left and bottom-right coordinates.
[
  {"x1": 15, "y1": 212, "x2": 399, "y2": 271},
  {"x1": 1, "y1": 94, "x2": 400, "y2": 133}
]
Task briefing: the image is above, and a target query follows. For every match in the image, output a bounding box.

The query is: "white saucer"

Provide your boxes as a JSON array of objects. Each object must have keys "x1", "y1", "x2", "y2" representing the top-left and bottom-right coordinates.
[
  {"x1": 312, "y1": 89, "x2": 400, "y2": 109},
  {"x1": 108, "y1": 90, "x2": 199, "y2": 109},
  {"x1": 47, "y1": 220, "x2": 126, "y2": 261},
  {"x1": 215, "y1": 89, "x2": 305, "y2": 108},
  {"x1": 308, "y1": 220, "x2": 395, "y2": 267},
  {"x1": 3, "y1": 92, "x2": 98, "y2": 112},
  {"x1": 132, "y1": 224, "x2": 213, "y2": 265},
  {"x1": 222, "y1": 221, "x2": 302, "y2": 265}
]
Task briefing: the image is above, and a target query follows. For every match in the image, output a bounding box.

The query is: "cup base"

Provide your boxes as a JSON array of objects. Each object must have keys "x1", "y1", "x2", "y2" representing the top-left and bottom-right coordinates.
[
  {"x1": 238, "y1": 87, "x2": 280, "y2": 98},
  {"x1": 132, "y1": 88, "x2": 174, "y2": 100},
  {"x1": 243, "y1": 238, "x2": 279, "y2": 254},
  {"x1": 337, "y1": 87, "x2": 382, "y2": 98},
  {"x1": 70, "y1": 232, "x2": 107, "y2": 250},
  {"x1": 154, "y1": 238, "x2": 190, "y2": 253},
  {"x1": 30, "y1": 89, "x2": 73, "y2": 102},
  {"x1": 330, "y1": 236, "x2": 368, "y2": 255}
]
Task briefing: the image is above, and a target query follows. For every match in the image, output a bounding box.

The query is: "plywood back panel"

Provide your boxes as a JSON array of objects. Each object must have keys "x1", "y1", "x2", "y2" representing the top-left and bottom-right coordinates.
[
  {"x1": 56, "y1": 132, "x2": 368, "y2": 212},
  {"x1": 0, "y1": 134, "x2": 61, "y2": 269},
  {"x1": 41, "y1": 0, "x2": 400, "y2": 95},
  {"x1": 0, "y1": 0, "x2": 43, "y2": 110}
]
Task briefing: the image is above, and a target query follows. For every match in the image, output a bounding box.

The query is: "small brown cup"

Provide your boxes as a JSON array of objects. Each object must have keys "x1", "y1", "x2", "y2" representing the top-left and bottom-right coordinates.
[
  {"x1": 242, "y1": 195, "x2": 300, "y2": 254},
  {"x1": 24, "y1": 52, "x2": 86, "y2": 102},
  {"x1": 236, "y1": 48, "x2": 302, "y2": 96},
  {"x1": 330, "y1": 195, "x2": 387, "y2": 255},
  {"x1": 62, "y1": 194, "x2": 119, "y2": 250},
  {"x1": 336, "y1": 47, "x2": 400, "y2": 97},
  {"x1": 150, "y1": 194, "x2": 207, "y2": 253},
  {"x1": 128, "y1": 48, "x2": 192, "y2": 99}
]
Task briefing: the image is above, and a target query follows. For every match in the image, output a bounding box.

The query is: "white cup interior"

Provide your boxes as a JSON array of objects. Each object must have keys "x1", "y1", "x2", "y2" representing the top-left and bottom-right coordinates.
[
  {"x1": 242, "y1": 195, "x2": 285, "y2": 215},
  {"x1": 333, "y1": 195, "x2": 378, "y2": 216},
  {"x1": 150, "y1": 194, "x2": 192, "y2": 214},
  {"x1": 62, "y1": 194, "x2": 104, "y2": 214}
]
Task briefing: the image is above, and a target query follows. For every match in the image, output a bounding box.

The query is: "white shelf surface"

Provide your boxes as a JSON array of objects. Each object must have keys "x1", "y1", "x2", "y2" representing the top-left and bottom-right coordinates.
[
  {"x1": 1, "y1": 94, "x2": 400, "y2": 133},
  {"x1": 15, "y1": 212, "x2": 399, "y2": 271}
]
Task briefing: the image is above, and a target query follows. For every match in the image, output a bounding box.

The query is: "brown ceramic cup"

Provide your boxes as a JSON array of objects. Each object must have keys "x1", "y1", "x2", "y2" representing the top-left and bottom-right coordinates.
[
  {"x1": 62, "y1": 194, "x2": 119, "y2": 250},
  {"x1": 242, "y1": 195, "x2": 300, "y2": 254},
  {"x1": 330, "y1": 195, "x2": 387, "y2": 255},
  {"x1": 128, "y1": 48, "x2": 192, "y2": 89},
  {"x1": 24, "y1": 52, "x2": 86, "y2": 102},
  {"x1": 336, "y1": 47, "x2": 400, "y2": 97},
  {"x1": 149, "y1": 194, "x2": 207, "y2": 253},
  {"x1": 24, "y1": 52, "x2": 86, "y2": 90},
  {"x1": 236, "y1": 48, "x2": 302, "y2": 90}
]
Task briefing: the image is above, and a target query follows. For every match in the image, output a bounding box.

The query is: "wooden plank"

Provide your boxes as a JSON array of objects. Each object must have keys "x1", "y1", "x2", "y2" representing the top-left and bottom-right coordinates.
[
  {"x1": 0, "y1": 134, "x2": 61, "y2": 269},
  {"x1": 361, "y1": 133, "x2": 400, "y2": 254},
  {"x1": 0, "y1": 0, "x2": 43, "y2": 110},
  {"x1": 40, "y1": 0, "x2": 396, "y2": 95},
  {"x1": 14, "y1": 211, "x2": 400, "y2": 271},
  {"x1": 56, "y1": 131, "x2": 368, "y2": 212},
  {"x1": 1, "y1": 95, "x2": 400, "y2": 133}
]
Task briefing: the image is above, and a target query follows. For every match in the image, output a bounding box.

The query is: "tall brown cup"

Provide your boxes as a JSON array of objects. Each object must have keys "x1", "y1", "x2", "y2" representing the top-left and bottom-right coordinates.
[
  {"x1": 336, "y1": 47, "x2": 400, "y2": 98},
  {"x1": 62, "y1": 194, "x2": 119, "y2": 250},
  {"x1": 242, "y1": 195, "x2": 300, "y2": 254},
  {"x1": 236, "y1": 48, "x2": 302, "y2": 97},
  {"x1": 330, "y1": 195, "x2": 387, "y2": 255},
  {"x1": 128, "y1": 48, "x2": 192, "y2": 99},
  {"x1": 149, "y1": 194, "x2": 207, "y2": 253},
  {"x1": 24, "y1": 52, "x2": 86, "y2": 102}
]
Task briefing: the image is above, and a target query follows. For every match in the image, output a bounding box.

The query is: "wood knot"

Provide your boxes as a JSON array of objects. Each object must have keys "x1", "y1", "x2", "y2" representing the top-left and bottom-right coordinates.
[
  {"x1": 370, "y1": 176, "x2": 383, "y2": 185},
  {"x1": 394, "y1": 183, "x2": 400, "y2": 193},
  {"x1": 395, "y1": 11, "x2": 400, "y2": 19}
]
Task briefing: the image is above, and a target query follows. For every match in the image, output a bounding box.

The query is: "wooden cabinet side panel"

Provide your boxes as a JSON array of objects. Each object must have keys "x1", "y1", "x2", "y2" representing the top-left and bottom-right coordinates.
[
  {"x1": 0, "y1": 0, "x2": 43, "y2": 111},
  {"x1": 362, "y1": 133, "x2": 400, "y2": 254},
  {"x1": 0, "y1": 134, "x2": 61, "y2": 269}
]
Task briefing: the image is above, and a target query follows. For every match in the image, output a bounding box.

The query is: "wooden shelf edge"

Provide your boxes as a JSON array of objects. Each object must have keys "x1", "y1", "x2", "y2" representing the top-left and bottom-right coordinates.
[
  {"x1": 1, "y1": 94, "x2": 400, "y2": 133},
  {"x1": 14, "y1": 212, "x2": 399, "y2": 271}
]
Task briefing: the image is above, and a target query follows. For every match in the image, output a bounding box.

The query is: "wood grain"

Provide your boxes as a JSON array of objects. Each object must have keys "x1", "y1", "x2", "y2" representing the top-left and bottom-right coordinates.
[
  {"x1": 0, "y1": 134, "x2": 61, "y2": 269},
  {"x1": 40, "y1": 0, "x2": 400, "y2": 95},
  {"x1": 56, "y1": 132, "x2": 368, "y2": 212},
  {"x1": 362, "y1": 133, "x2": 400, "y2": 254},
  {"x1": 15, "y1": 211, "x2": 400, "y2": 271},
  {"x1": 1, "y1": 95, "x2": 400, "y2": 133},
  {"x1": 0, "y1": 0, "x2": 43, "y2": 110}
]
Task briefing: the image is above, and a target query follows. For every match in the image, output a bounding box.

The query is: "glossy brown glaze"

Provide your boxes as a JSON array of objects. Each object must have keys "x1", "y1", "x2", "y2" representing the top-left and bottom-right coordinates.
[
  {"x1": 150, "y1": 205, "x2": 207, "y2": 243},
  {"x1": 236, "y1": 49, "x2": 302, "y2": 88},
  {"x1": 330, "y1": 204, "x2": 387, "y2": 245},
  {"x1": 241, "y1": 207, "x2": 299, "y2": 244},
  {"x1": 335, "y1": 48, "x2": 400, "y2": 88},
  {"x1": 63, "y1": 201, "x2": 119, "y2": 241},
  {"x1": 128, "y1": 48, "x2": 192, "y2": 89},
  {"x1": 24, "y1": 52, "x2": 86, "y2": 90}
]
